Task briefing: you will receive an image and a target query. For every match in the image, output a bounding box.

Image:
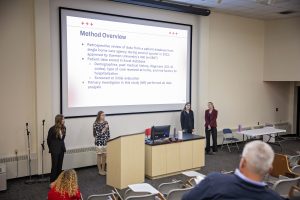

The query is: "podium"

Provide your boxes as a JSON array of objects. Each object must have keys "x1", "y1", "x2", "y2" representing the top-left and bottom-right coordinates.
[{"x1": 107, "y1": 133, "x2": 145, "y2": 189}]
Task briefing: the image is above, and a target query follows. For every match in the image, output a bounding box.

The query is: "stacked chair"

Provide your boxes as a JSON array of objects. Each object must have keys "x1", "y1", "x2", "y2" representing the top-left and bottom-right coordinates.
[
  {"x1": 123, "y1": 187, "x2": 161, "y2": 200},
  {"x1": 87, "y1": 190, "x2": 118, "y2": 200},
  {"x1": 158, "y1": 179, "x2": 193, "y2": 200},
  {"x1": 86, "y1": 176, "x2": 196, "y2": 200},
  {"x1": 266, "y1": 153, "x2": 300, "y2": 198}
]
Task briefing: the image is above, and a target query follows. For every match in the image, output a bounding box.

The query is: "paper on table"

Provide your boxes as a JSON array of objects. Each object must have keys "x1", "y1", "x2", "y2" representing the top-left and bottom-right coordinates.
[
  {"x1": 178, "y1": 131, "x2": 183, "y2": 140},
  {"x1": 128, "y1": 183, "x2": 159, "y2": 194}
]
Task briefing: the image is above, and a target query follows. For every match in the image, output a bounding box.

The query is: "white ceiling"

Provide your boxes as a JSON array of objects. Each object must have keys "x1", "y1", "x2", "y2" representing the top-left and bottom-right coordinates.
[{"x1": 166, "y1": 0, "x2": 300, "y2": 20}]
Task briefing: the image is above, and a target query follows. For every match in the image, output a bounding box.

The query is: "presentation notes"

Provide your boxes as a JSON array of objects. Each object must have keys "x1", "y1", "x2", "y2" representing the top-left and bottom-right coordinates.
[{"x1": 60, "y1": 9, "x2": 191, "y2": 116}]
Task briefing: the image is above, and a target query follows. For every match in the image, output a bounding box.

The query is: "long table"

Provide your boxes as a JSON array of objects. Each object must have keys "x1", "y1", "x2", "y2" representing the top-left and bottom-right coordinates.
[{"x1": 237, "y1": 127, "x2": 286, "y2": 151}]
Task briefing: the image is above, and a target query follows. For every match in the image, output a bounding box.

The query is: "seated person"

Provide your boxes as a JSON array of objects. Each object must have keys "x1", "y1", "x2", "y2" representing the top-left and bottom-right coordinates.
[
  {"x1": 183, "y1": 140, "x2": 284, "y2": 200},
  {"x1": 48, "y1": 169, "x2": 81, "y2": 200}
]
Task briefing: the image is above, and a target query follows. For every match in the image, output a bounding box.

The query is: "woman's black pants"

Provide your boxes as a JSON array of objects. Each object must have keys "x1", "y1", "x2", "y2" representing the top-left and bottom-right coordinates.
[
  {"x1": 50, "y1": 152, "x2": 64, "y2": 182},
  {"x1": 205, "y1": 127, "x2": 218, "y2": 153}
]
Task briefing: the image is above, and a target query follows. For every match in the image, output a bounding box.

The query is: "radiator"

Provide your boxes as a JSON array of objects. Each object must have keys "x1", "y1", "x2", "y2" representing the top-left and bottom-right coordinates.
[
  {"x1": 0, "y1": 147, "x2": 97, "y2": 180},
  {"x1": 0, "y1": 164, "x2": 7, "y2": 191},
  {"x1": 0, "y1": 154, "x2": 38, "y2": 180}
]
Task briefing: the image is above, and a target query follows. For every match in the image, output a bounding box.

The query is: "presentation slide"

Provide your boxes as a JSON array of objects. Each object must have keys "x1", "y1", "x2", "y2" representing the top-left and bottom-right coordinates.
[{"x1": 60, "y1": 8, "x2": 191, "y2": 117}]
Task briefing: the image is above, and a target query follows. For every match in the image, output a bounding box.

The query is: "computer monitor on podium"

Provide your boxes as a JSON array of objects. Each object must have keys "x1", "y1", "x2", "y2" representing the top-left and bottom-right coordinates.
[{"x1": 151, "y1": 125, "x2": 170, "y2": 141}]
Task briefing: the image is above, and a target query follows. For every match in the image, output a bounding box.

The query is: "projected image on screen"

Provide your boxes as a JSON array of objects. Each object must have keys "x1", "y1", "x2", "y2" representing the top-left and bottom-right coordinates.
[{"x1": 60, "y1": 8, "x2": 191, "y2": 117}]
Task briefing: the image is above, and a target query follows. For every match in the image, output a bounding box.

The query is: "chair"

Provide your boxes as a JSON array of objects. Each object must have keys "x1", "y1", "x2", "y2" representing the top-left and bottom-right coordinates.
[
  {"x1": 270, "y1": 153, "x2": 299, "y2": 178},
  {"x1": 186, "y1": 178, "x2": 197, "y2": 187},
  {"x1": 289, "y1": 185, "x2": 300, "y2": 200},
  {"x1": 272, "y1": 177, "x2": 300, "y2": 198},
  {"x1": 166, "y1": 187, "x2": 192, "y2": 200},
  {"x1": 87, "y1": 191, "x2": 118, "y2": 200},
  {"x1": 112, "y1": 188, "x2": 123, "y2": 200},
  {"x1": 158, "y1": 180, "x2": 184, "y2": 196},
  {"x1": 124, "y1": 188, "x2": 150, "y2": 199},
  {"x1": 220, "y1": 170, "x2": 234, "y2": 174},
  {"x1": 289, "y1": 155, "x2": 300, "y2": 168},
  {"x1": 125, "y1": 193, "x2": 163, "y2": 200},
  {"x1": 292, "y1": 165, "x2": 300, "y2": 174},
  {"x1": 221, "y1": 128, "x2": 239, "y2": 152},
  {"x1": 265, "y1": 123, "x2": 274, "y2": 127}
]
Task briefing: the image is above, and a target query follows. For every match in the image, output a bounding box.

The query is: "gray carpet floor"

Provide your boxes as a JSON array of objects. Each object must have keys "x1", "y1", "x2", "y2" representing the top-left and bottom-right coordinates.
[{"x1": 0, "y1": 139, "x2": 299, "y2": 200}]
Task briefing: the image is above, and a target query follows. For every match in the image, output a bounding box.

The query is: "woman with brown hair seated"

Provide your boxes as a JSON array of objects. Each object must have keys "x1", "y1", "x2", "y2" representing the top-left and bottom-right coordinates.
[{"x1": 48, "y1": 169, "x2": 82, "y2": 200}]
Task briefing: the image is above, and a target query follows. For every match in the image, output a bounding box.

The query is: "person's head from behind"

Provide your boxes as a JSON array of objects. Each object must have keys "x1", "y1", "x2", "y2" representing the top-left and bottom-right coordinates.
[
  {"x1": 239, "y1": 140, "x2": 274, "y2": 181},
  {"x1": 208, "y1": 102, "x2": 214, "y2": 110},
  {"x1": 184, "y1": 103, "x2": 191, "y2": 111},
  {"x1": 52, "y1": 169, "x2": 78, "y2": 197},
  {"x1": 96, "y1": 111, "x2": 105, "y2": 122}
]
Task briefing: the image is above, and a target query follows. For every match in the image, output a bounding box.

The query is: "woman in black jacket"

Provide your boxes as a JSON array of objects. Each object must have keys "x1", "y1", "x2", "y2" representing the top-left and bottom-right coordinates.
[
  {"x1": 180, "y1": 102, "x2": 194, "y2": 133},
  {"x1": 47, "y1": 114, "x2": 66, "y2": 183}
]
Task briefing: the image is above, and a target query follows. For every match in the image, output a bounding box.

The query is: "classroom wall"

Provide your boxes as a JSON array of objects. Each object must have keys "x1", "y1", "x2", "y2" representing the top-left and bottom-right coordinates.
[
  {"x1": 205, "y1": 13, "x2": 292, "y2": 129},
  {"x1": 264, "y1": 17, "x2": 300, "y2": 81},
  {"x1": 0, "y1": 0, "x2": 296, "y2": 179},
  {"x1": 0, "y1": 0, "x2": 37, "y2": 158}
]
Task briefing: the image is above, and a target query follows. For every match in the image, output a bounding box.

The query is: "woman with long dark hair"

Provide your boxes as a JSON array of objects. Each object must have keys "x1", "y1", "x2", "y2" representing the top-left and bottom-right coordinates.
[
  {"x1": 180, "y1": 102, "x2": 194, "y2": 133},
  {"x1": 47, "y1": 114, "x2": 66, "y2": 183},
  {"x1": 93, "y1": 111, "x2": 110, "y2": 175},
  {"x1": 205, "y1": 102, "x2": 218, "y2": 154}
]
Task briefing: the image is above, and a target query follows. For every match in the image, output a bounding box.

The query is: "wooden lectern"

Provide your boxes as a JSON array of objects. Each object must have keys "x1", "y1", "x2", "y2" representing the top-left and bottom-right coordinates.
[{"x1": 106, "y1": 133, "x2": 145, "y2": 189}]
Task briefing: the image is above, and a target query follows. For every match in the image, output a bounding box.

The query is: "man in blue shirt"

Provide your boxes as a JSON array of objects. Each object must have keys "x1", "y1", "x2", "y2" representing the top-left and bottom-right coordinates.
[{"x1": 182, "y1": 140, "x2": 285, "y2": 200}]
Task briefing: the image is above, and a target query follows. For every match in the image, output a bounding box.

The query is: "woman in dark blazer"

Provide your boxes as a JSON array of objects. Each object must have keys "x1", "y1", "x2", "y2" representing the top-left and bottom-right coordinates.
[
  {"x1": 47, "y1": 114, "x2": 66, "y2": 183},
  {"x1": 180, "y1": 102, "x2": 194, "y2": 133},
  {"x1": 205, "y1": 102, "x2": 218, "y2": 154}
]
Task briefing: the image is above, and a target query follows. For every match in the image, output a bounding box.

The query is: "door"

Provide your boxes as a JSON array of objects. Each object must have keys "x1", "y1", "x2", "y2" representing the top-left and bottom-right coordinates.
[{"x1": 297, "y1": 87, "x2": 300, "y2": 136}]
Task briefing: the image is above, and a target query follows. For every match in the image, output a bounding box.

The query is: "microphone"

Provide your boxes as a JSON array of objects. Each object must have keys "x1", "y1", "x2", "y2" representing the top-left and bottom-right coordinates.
[
  {"x1": 42, "y1": 120, "x2": 45, "y2": 125},
  {"x1": 26, "y1": 123, "x2": 30, "y2": 135}
]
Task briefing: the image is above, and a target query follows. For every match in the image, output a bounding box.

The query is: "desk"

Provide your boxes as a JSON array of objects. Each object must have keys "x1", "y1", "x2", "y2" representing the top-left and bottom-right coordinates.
[{"x1": 145, "y1": 134, "x2": 205, "y2": 179}]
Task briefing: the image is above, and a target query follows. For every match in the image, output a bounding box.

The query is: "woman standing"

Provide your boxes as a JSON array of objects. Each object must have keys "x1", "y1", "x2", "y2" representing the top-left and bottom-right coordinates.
[
  {"x1": 93, "y1": 111, "x2": 110, "y2": 175},
  {"x1": 205, "y1": 102, "x2": 218, "y2": 154},
  {"x1": 48, "y1": 169, "x2": 82, "y2": 200},
  {"x1": 47, "y1": 114, "x2": 66, "y2": 183},
  {"x1": 180, "y1": 102, "x2": 194, "y2": 133}
]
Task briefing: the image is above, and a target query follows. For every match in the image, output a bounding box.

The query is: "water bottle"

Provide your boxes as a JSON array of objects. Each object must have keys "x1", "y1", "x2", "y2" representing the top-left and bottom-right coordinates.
[{"x1": 238, "y1": 124, "x2": 242, "y2": 132}]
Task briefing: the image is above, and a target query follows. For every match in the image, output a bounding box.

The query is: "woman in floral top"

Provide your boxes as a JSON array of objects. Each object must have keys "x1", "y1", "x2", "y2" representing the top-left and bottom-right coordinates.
[{"x1": 93, "y1": 111, "x2": 110, "y2": 175}]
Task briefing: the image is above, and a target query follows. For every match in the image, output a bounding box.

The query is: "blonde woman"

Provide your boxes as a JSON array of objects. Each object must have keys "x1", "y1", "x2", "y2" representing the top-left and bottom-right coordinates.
[
  {"x1": 48, "y1": 169, "x2": 81, "y2": 200},
  {"x1": 47, "y1": 114, "x2": 66, "y2": 183},
  {"x1": 93, "y1": 111, "x2": 110, "y2": 175}
]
